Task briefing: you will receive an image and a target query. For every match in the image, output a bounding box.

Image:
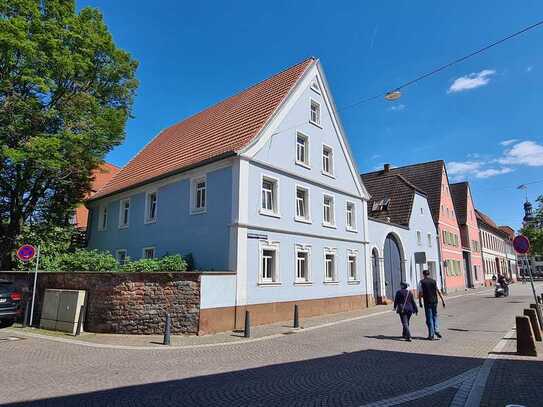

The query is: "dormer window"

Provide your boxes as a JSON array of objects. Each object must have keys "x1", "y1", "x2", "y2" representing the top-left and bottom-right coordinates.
[{"x1": 310, "y1": 99, "x2": 321, "y2": 126}]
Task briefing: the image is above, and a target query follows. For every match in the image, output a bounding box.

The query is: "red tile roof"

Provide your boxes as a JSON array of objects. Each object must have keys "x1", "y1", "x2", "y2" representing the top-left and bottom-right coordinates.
[
  {"x1": 91, "y1": 58, "x2": 316, "y2": 200},
  {"x1": 475, "y1": 209, "x2": 509, "y2": 237}
]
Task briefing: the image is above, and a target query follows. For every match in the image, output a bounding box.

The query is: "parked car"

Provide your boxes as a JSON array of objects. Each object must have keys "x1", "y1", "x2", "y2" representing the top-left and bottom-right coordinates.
[{"x1": 0, "y1": 280, "x2": 22, "y2": 327}]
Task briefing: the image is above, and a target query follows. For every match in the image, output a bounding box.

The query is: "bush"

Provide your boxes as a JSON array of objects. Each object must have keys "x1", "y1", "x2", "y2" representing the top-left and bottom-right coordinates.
[
  {"x1": 120, "y1": 255, "x2": 187, "y2": 273},
  {"x1": 42, "y1": 249, "x2": 118, "y2": 272}
]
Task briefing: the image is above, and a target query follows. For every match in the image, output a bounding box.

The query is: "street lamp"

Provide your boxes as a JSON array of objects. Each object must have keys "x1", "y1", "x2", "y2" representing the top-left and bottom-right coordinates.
[{"x1": 384, "y1": 90, "x2": 401, "y2": 101}]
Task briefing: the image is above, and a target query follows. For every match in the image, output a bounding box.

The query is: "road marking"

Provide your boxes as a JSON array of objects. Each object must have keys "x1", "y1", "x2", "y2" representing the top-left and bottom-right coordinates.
[{"x1": 358, "y1": 368, "x2": 479, "y2": 407}]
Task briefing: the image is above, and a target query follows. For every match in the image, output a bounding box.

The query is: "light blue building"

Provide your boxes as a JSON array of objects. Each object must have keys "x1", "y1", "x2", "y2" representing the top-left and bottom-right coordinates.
[{"x1": 87, "y1": 58, "x2": 372, "y2": 333}]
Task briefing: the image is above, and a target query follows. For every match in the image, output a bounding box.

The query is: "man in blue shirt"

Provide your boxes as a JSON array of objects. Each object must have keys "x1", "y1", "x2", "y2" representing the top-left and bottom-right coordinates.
[{"x1": 418, "y1": 269, "x2": 446, "y2": 340}]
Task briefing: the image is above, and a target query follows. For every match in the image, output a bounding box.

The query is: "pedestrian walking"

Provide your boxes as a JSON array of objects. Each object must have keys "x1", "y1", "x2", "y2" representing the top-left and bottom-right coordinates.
[
  {"x1": 393, "y1": 282, "x2": 418, "y2": 342},
  {"x1": 418, "y1": 269, "x2": 446, "y2": 340}
]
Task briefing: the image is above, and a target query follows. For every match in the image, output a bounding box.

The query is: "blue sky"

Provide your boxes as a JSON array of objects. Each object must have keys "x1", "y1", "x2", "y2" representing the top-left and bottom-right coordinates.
[{"x1": 80, "y1": 0, "x2": 543, "y2": 229}]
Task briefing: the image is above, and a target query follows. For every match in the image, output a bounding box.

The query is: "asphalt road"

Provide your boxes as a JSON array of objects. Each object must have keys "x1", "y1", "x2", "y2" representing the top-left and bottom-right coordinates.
[{"x1": 1, "y1": 283, "x2": 541, "y2": 406}]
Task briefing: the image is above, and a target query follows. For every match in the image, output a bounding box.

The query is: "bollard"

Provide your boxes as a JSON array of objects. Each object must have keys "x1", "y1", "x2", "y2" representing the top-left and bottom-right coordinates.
[
  {"x1": 163, "y1": 313, "x2": 171, "y2": 346},
  {"x1": 23, "y1": 301, "x2": 30, "y2": 327},
  {"x1": 75, "y1": 305, "x2": 85, "y2": 336},
  {"x1": 293, "y1": 304, "x2": 300, "y2": 329},
  {"x1": 524, "y1": 309, "x2": 542, "y2": 342},
  {"x1": 516, "y1": 316, "x2": 537, "y2": 356},
  {"x1": 244, "y1": 310, "x2": 251, "y2": 338},
  {"x1": 529, "y1": 303, "x2": 543, "y2": 330}
]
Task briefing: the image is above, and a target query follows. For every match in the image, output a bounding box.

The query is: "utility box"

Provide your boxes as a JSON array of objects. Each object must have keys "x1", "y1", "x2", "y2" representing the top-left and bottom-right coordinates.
[{"x1": 40, "y1": 289, "x2": 86, "y2": 335}]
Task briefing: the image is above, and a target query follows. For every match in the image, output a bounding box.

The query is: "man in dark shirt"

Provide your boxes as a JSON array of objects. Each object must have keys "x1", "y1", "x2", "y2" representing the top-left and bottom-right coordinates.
[{"x1": 418, "y1": 269, "x2": 446, "y2": 340}]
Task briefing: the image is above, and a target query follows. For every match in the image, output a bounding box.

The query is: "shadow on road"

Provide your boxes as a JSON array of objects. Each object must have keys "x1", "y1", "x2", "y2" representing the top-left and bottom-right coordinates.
[{"x1": 3, "y1": 349, "x2": 542, "y2": 407}]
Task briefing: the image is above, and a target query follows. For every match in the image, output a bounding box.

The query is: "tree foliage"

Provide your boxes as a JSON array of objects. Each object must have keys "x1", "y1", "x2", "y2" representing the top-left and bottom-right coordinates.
[
  {"x1": 0, "y1": 0, "x2": 138, "y2": 268},
  {"x1": 520, "y1": 195, "x2": 543, "y2": 255}
]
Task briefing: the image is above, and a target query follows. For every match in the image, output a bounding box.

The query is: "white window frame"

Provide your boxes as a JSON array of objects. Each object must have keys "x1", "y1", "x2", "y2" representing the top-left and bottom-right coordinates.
[
  {"x1": 347, "y1": 249, "x2": 359, "y2": 282},
  {"x1": 98, "y1": 205, "x2": 108, "y2": 231},
  {"x1": 294, "y1": 184, "x2": 311, "y2": 223},
  {"x1": 142, "y1": 246, "x2": 156, "y2": 259},
  {"x1": 295, "y1": 244, "x2": 312, "y2": 284},
  {"x1": 345, "y1": 201, "x2": 356, "y2": 232},
  {"x1": 144, "y1": 190, "x2": 158, "y2": 224},
  {"x1": 309, "y1": 98, "x2": 321, "y2": 127},
  {"x1": 190, "y1": 175, "x2": 207, "y2": 215},
  {"x1": 310, "y1": 79, "x2": 321, "y2": 94},
  {"x1": 118, "y1": 198, "x2": 130, "y2": 229},
  {"x1": 416, "y1": 230, "x2": 422, "y2": 246},
  {"x1": 427, "y1": 233, "x2": 432, "y2": 248},
  {"x1": 323, "y1": 248, "x2": 338, "y2": 283},
  {"x1": 115, "y1": 249, "x2": 128, "y2": 265},
  {"x1": 259, "y1": 174, "x2": 280, "y2": 218},
  {"x1": 321, "y1": 144, "x2": 334, "y2": 177},
  {"x1": 322, "y1": 194, "x2": 336, "y2": 228},
  {"x1": 295, "y1": 131, "x2": 310, "y2": 168},
  {"x1": 259, "y1": 241, "x2": 280, "y2": 285}
]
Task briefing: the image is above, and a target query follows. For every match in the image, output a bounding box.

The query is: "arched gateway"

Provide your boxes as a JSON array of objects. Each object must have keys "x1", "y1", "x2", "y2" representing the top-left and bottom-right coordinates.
[{"x1": 383, "y1": 234, "x2": 403, "y2": 299}]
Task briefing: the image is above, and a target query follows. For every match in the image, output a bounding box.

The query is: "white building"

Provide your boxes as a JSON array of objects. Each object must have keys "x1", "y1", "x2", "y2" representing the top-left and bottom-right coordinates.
[{"x1": 361, "y1": 166, "x2": 441, "y2": 303}]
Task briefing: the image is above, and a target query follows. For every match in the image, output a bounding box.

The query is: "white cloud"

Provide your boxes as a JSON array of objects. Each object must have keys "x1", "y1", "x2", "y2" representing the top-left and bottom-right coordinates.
[
  {"x1": 498, "y1": 140, "x2": 543, "y2": 166},
  {"x1": 526, "y1": 65, "x2": 534, "y2": 72},
  {"x1": 500, "y1": 139, "x2": 518, "y2": 146},
  {"x1": 447, "y1": 161, "x2": 482, "y2": 177},
  {"x1": 447, "y1": 69, "x2": 496, "y2": 93},
  {"x1": 388, "y1": 104, "x2": 406, "y2": 112},
  {"x1": 474, "y1": 167, "x2": 513, "y2": 178}
]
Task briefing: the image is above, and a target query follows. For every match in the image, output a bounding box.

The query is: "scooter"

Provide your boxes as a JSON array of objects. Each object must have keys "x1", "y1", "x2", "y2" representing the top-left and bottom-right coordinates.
[{"x1": 494, "y1": 283, "x2": 509, "y2": 297}]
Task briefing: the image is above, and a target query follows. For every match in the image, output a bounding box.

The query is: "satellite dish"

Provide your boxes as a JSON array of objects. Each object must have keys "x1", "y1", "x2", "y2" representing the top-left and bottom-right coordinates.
[{"x1": 384, "y1": 90, "x2": 402, "y2": 101}]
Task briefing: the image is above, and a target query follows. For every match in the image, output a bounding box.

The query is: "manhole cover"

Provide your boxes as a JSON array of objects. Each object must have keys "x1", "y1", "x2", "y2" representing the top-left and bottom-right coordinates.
[{"x1": 0, "y1": 336, "x2": 25, "y2": 342}]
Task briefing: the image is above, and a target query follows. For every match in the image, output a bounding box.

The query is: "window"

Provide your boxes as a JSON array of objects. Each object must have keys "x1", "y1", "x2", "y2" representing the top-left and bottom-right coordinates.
[
  {"x1": 260, "y1": 242, "x2": 279, "y2": 284},
  {"x1": 296, "y1": 132, "x2": 309, "y2": 166},
  {"x1": 346, "y1": 202, "x2": 356, "y2": 230},
  {"x1": 454, "y1": 234, "x2": 459, "y2": 247},
  {"x1": 116, "y1": 249, "x2": 127, "y2": 265},
  {"x1": 191, "y1": 176, "x2": 207, "y2": 213},
  {"x1": 145, "y1": 191, "x2": 158, "y2": 223},
  {"x1": 142, "y1": 247, "x2": 155, "y2": 259},
  {"x1": 310, "y1": 79, "x2": 321, "y2": 93},
  {"x1": 324, "y1": 250, "x2": 336, "y2": 282},
  {"x1": 310, "y1": 99, "x2": 321, "y2": 125},
  {"x1": 260, "y1": 176, "x2": 279, "y2": 215},
  {"x1": 416, "y1": 231, "x2": 422, "y2": 246},
  {"x1": 296, "y1": 247, "x2": 310, "y2": 282},
  {"x1": 427, "y1": 233, "x2": 432, "y2": 247},
  {"x1": 323, "y1": 195, "x2": 335, "y2": 226},
  {"x1": 348, "y1": 254, "x2": 357, "y2": 281},
  {"x1": 98, "y1": 206, "x2": 108, "y2": 231},
  {"x1": 295, "y1": 186, "x2": 310, "y2": 222},
  {"x1": 119, "y1": 198, "x2": 130, "y2": 228},
  {"x1": 322, "y1": 145, "x2": 334, "y2": 176}
]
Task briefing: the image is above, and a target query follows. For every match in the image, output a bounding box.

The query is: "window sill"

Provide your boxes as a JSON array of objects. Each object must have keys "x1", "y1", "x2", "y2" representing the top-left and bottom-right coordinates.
[
  {"x1": 190, "y1": 208, "x2": 207, "y2": 216},
  {"x1": 259, "y1": 209, "x2": 281, "y2": 219},
  {"x1": 294, "y1": 217, "x2": 312, "y2": 224},
  {"x1": 323, "y1": 280, "x2": 339, "y2": 285},
  {"x1": 310, "y1": 86, "x2": 321, "y2": 95},
  {"x1": 309, "y1": 120, "x2": 323, "y2": 129},
  {"x1": 348, "y1": 280, "x2": 361, "y2": 285},
  {"x1": 257, "y1": 281, "x2": 282, "y2": 287},
  {"x1": 346, "y1": 227, "x2": 357, "y2": 233},
  {"x1": 322, "y1": 222, "x2": 336, "y2": 229},
  {"x1": 118, "y1": 225, "x2": 129, "y2": 230},
  {"x1": 295, "y1": 161, "x2": 311, "y2": 170},
  {"x1": 294, "y1": 281, "x2": 313, "y2": 286},
  {"x1": 321, "y1": 171, "x2": 335, "y2": 179},
  {"x1": 144, "y1": 219, "x2": 157, "y2": 225}
]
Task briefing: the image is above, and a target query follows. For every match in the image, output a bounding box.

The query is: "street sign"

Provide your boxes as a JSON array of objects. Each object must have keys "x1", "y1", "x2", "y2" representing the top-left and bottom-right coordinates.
[
  {"x1": 513, "y1": 235, "x2": 530, "y2": 254},
  {"x1": 16, "y1": 244, "x2": 36, "y2": 262}
]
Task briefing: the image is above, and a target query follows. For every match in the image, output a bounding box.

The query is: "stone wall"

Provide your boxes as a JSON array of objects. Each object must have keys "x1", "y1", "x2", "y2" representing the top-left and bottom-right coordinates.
[{"x1": 0, "y1": 271, "x2": 200, "y2": 335}]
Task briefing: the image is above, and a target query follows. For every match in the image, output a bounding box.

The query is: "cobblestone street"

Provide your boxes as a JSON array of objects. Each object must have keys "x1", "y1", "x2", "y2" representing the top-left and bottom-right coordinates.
[{"x1": 2, "y1": 283, "x2": 542, "y2": 407}]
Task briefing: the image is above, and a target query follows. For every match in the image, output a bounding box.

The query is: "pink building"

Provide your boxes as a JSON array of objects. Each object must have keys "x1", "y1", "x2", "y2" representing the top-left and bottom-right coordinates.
[
  {"x1": 386, "y1": 161, "x2": 466, "y2": 293},
  {"x1": 450, "y1": 182, "x2": 484, "y2": 288}
]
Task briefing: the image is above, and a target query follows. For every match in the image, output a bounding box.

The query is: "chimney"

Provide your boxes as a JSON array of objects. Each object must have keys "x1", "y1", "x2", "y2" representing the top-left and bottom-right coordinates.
[{"x1": 383, "y1": 164, "x2": 390, "y2": 173}]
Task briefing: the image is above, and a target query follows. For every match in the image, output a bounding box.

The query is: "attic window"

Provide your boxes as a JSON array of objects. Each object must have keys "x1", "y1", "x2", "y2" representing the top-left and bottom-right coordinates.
[
  {"x1": 371, "y1": 198, "x2": 390, "y2": 212},
  {"x1": 310, "y1": 79, "x2": 321, "y2": 93}
]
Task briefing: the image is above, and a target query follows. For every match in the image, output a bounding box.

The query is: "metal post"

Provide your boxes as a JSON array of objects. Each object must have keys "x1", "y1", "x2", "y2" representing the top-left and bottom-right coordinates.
[
  {"x1": 293, "y1": 304, "x2": 300, "y2": 328},
  {"x1": 163, "y1": 313, "x2": 171, "y2": 345},
  {"x1": 23, "y1": 300, "x2": 30, "y2": 327},
  {"x1": 244, "y1": 310, "x2": 251, "y2": 338},
  {"x1": 29, "y1": 245, "x2": 40, "y2": 327},
  {"x1": 526, "y1": 257, "x2": 543, "y2": 331},
  {"x1": 75, "y1": 305, "x2": 85, "y2": 336}
]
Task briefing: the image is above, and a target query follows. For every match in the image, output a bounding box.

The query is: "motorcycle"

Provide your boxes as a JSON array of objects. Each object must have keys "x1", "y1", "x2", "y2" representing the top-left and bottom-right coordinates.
[{"x1": 494, "y1": 283, "x2": 509, "y2": 298}]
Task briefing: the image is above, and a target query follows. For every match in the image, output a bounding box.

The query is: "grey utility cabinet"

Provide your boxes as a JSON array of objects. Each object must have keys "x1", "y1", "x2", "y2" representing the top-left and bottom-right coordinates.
[{"x1": 40, "y1": 289, "x2": 86, "y2": 335}]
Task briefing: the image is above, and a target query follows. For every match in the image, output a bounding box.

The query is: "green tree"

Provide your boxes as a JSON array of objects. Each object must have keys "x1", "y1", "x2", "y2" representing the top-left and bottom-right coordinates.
[
  {"x1": 0, "y1": 1, "x2": 138, "y2": 268},
  {"x1": 520, "y1": 195, "x2": 543, "y2": 255}
]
